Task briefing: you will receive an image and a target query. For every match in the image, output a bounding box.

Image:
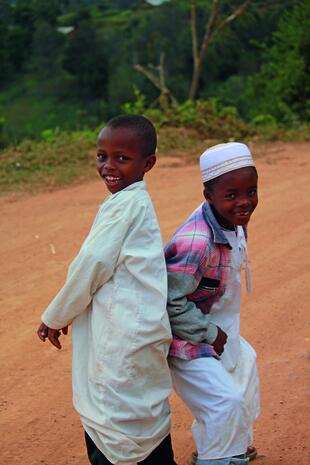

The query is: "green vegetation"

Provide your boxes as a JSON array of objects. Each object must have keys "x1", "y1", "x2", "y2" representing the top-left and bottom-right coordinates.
[
  {"x1": 1, "y1": 1, "x2": 309, "y2": 145},
  {"x1": 1, "y1": 99, "x2": 309, "y2": 195},
  {"x1": 0, "y1": 0, "x2": 309, "y2": 194},
  {"x1": 0, "y1": 129, "x2": 97, "y2": 193},
  {"x1": 246, "y1": 0, "x2": 310, "y2": 124}
]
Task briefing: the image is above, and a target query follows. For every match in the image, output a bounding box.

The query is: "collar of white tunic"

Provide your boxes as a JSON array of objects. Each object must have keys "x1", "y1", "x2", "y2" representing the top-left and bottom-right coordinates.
[{"x1": 109, "y1": 180, "x2": 146, "y2": 199}]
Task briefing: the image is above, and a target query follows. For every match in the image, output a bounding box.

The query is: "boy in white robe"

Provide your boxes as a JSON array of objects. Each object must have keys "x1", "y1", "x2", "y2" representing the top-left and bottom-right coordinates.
[
  {"x1": 165, "y1": 143, "x2": 260, "y2": 465},
  {"x1": 37, "y1": 115, "x2": 177, "y2": 465}
]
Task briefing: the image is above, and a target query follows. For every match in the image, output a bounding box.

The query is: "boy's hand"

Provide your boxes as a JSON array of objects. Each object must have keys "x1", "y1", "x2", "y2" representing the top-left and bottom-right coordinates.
[
  {"x1": 212, "y1": 326, "x2": 227, "y2": 356},
  {"x1": 37, "y1": 323, "x2": 68, "y2": 350}
]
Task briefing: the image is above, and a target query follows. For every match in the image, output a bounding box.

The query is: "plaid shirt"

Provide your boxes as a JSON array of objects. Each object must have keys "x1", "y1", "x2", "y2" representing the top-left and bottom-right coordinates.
[{"x1": 165, "y1": 201, "x2": 246, "y2": 360}]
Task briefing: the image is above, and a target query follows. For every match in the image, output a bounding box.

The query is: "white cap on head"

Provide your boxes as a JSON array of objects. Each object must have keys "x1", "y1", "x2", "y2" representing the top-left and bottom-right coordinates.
[{"x1": 200, "y1": 142, "x2": 255, "y2": 183}]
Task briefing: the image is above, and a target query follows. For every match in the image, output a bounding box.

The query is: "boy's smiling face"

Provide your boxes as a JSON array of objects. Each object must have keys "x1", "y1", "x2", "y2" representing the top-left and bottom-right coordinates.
[
  {"x1": 96, "y1": 126, "x2": 156, "y2": 194},
  {"x1": 204, "y1": 167, "x2": 258, "y2": 230}
]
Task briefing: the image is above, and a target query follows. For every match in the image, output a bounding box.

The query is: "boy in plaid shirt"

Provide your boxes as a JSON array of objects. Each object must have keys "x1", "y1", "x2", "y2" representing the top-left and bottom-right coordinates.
[{"x1": 165, "y1": 142, "x2": 260, "y2": 465}]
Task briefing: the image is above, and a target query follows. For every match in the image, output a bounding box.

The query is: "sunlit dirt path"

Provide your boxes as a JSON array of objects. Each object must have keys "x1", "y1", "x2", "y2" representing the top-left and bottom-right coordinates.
[{"x1": 0, "y1": 142, "x2": 309, "y2": 465}]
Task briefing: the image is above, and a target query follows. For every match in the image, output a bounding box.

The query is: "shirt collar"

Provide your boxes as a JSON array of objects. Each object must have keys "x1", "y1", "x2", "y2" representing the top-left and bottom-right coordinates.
[
  {"x1": 202, "y1": 201, "x2": 231, "y2": 248},
  {"x1": 121, "y1": 180, "x2": 146, "y2": 192},
  {"x1": 109, "y1": 180, "x2": 146, "y2": 199}
]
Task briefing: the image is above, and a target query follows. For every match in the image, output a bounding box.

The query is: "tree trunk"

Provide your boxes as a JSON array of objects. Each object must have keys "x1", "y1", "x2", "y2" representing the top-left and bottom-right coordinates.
[
  {"x1": 188, "y1": 0, "x2": 250, "y2": 101},
  {"x1": 189, "y1": 59, "x2": 202, "y2": 101}
]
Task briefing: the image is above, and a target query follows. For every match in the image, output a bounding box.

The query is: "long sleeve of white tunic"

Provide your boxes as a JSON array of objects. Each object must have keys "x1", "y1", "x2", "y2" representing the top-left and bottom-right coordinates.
[{"x1": 41, "y1": 181, "x2": 173, "y2": 465}]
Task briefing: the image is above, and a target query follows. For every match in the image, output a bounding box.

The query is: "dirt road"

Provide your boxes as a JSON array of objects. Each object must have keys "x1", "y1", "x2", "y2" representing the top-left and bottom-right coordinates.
[{"x1": 0, "y1": 143, "x2": 309, "y2": 465}]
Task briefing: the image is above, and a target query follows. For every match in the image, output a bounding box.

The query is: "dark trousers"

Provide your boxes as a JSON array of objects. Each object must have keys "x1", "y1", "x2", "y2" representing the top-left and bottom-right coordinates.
[{"x1": 85, "y1": 431, "x2": 177, "y2": 465}]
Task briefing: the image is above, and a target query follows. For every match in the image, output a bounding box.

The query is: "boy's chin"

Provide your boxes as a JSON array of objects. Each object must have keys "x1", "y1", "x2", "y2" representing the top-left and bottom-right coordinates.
[
  {"x1": 233, "y1": 211, "x2": 253, "y2": 225},
  {"x1": 104, "y1": 180, "x2": 123, "y2": 194},
  {"x1": 234, "y1": 216, "x2": 251, "y2": 227}
]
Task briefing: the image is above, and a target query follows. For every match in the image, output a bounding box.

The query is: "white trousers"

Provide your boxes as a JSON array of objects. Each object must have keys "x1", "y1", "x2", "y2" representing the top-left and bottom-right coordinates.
[{"x1": 169, "y1": 338, "x2": 259, "y2": 461}]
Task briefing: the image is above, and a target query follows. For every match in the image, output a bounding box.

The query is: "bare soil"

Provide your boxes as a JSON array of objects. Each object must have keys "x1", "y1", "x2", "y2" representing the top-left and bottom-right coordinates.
[{"x1": 0, "y1": 142, "x2": 309, "y2": 465}]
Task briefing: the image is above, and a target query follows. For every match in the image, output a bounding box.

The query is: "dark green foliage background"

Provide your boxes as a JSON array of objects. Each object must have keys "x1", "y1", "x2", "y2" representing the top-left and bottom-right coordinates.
[{"x1": 0, "y1": 0, "x2": 309, "y2": 147}]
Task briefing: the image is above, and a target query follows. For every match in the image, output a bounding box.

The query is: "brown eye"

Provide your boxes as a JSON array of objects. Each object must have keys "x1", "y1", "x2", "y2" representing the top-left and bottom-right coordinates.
[
  {"x1": 248, "y1": 189, "x2": 257, "y2": 197},
  {"x1": 118, "y1": 155, "x2": 129, "y2": 161}
]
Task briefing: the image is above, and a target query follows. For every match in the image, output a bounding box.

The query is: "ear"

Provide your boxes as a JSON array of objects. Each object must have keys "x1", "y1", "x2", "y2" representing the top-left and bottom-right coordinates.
[
  {"x1": 203, "y1": 187, "x2": 213, "y2": 203},
  {"x1": 143, "y1": 154, "x2": 156, "y2": 173}
]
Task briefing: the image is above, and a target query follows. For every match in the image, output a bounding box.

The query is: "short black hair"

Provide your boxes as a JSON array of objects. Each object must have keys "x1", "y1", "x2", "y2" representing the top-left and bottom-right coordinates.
[
  {"x1": 105, "y1": 114, "x2": 157, "y2": 158},
  {"x1": 203, "y1": 177, "x2": 220, "y2": 193}
]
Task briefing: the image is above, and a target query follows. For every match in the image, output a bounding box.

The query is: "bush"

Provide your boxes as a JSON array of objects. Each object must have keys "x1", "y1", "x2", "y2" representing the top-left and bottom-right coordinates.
[
  {"x1": 121, "y1": 86, "x2": 147, "y2": 115},
  {"x1": 251, "y1": 114, "x2": 277, "y2": 128},
  {"x1": 122, "y1": 93, "x2": 254, "y2": 140},
  {"x1": 0, "y1": 130, "x2": 97, "y2": 193},
  {"x1": 159, "y1": 99, "x2": 253, "y2": 140}
]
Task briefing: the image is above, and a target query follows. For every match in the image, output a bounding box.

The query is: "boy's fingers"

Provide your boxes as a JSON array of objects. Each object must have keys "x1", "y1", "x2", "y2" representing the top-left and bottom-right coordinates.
[
  {"x1": 37, "y1": 331, "x2": 46, "y2": 342},
  {"x1": 37, "y1": 323, "x2": 48, "y2": 341},
  {"x1": 48, "y1": 329, "x2": 62, "y2": 349},
  {"x1": 49, "y1": 337, "x2": 61, "y2": 349},
  {"x1": 62, "y1": 326, "x2": 68, "y2": 335},
  {"x1": 38, "y1": 324, "x2": 66, "y2": 349}
]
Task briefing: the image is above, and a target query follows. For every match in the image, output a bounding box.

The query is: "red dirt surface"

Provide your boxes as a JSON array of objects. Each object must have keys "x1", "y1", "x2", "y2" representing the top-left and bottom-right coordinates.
[{"x1": 0, "y1": 142, "x2": 309, "y2": 465}]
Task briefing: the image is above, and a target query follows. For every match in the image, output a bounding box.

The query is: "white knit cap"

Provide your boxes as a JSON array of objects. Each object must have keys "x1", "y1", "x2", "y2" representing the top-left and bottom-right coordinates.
[{"x1": 200, "y1": 142, "x2": 255, "y2": 183}]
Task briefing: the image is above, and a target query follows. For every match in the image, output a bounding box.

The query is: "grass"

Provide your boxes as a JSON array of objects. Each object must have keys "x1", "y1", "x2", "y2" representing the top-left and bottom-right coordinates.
[
  {"x1": 0, "y1": 126, "x2": 212, "y2": 195},
  {"x1": 1, "y1": 124, "x2": 309, "y2": 196},
  {"x1": 0, "y1": 130, "x2": 97, "y2": 194}
]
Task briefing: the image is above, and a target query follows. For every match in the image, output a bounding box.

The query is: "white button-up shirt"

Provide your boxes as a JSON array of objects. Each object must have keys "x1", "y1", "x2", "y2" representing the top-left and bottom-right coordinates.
[{"x1": 42, "y1": 181, "x2": 173, "y2": 465}]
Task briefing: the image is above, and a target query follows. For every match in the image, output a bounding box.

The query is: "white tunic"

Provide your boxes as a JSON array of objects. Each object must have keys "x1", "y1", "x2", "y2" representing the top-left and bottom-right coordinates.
[
  {"x1": 210, "y1": 227, "x2": 251, "y2": 372},
  {"x1": 169, "y1": 226, "x2": 260, "y2": 460},
  {"x1": 41, "y1": 181, "x2": 173, "y2": 465}
]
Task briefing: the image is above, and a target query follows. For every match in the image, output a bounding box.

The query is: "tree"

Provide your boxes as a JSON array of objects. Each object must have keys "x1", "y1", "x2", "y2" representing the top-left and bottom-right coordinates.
[
  {"x1": 246, "y1": 0, "x2": 310, "y2": 123},
  {"x1": 189, "y1": 0, "x2": 250, "y2": 99},
  {"x1": 143, "y1": 0, "x2": 292, "y2": 102},
  {"x1": 31, "y1": 20, "x2": 65, "y2": 77},
  {"x1": 134, "y1": 53, "x2": 178, "y2": 110},
  {"x1": 63, "y1": 21, "x2": 108, "y2": 100}
]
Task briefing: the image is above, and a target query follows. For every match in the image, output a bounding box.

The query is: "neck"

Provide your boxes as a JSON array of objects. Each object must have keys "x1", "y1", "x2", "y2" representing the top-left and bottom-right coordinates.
[{"x1": 210, "y1": 204, "x2": 235, "y2": 231}]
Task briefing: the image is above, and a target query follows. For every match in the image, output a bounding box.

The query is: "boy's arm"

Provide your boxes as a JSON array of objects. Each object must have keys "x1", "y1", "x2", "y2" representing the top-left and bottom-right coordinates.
[
  {"x1": 41, "y1": 198, "x2": 135, "y2": 330},
  {"x1": 167, "y1": 271, "x2": 218, "y2": 344},
  {"x1": 41, "y1": 248, "x2": 116, "y2": 329}
]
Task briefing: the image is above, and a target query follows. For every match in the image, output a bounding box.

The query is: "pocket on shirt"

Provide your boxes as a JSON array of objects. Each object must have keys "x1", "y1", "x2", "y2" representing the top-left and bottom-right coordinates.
[
  {"x1": 198, "y1": 276, "x2": 220, "y2": 291},
  {"x1": 187, "y1": 274, "x2": 224, "y2": 309}
]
